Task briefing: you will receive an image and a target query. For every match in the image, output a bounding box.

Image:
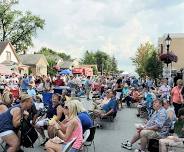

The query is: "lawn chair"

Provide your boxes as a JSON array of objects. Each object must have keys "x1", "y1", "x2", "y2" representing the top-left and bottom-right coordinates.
[
  {"x1": 84, "y1": 126, "x2": 96, "y2": 152},
  {"x1": 42, "y1": 92, "x2": 53, "y2": 106},
  {"x1": 63, "y1": 138, "x2": 77, "y2": 152},
  {"x1": 78, "y1": 129, "x2": 91, "y2": 152}
]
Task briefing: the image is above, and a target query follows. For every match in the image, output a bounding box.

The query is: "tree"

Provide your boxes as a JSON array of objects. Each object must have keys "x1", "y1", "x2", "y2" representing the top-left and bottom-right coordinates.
[
  {"x1": 131, "y1": 42, "x2": 154, "y2": 77},
  {"x1": 0, "y1": 1, "x2": 45, "y2": 53},
  {"x1": 92, "y1": 66, "x2": 98, "y2": 75},
  {"x1": 145, "y1": 50, "x2": 163, "y2": 80},
  {"x1": 82, "y1": 50, "x2": 118, "y2": 74},
  {"x1": 57, "y1": 52, "x2": 71, "y2": 60},
  {"x1": 37, "y1": 47, "x2": 71, "y2": 61},
  {"x1": 82, "y1": 51, "x2": 96, "y2": 64},
  {"x1": 111, "y1": 56, "x2": 118, "y2": 73}
]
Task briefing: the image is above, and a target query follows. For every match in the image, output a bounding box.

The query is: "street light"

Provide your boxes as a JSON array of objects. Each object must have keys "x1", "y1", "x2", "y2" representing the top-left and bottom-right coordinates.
[{"x1": 165, "y1": 34, "x2": 172, "y2": 54}]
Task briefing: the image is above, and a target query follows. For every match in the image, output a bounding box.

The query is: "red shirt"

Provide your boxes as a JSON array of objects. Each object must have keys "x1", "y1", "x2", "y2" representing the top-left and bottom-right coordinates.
[{"x1": 54, "y1": 79, "x2": 65, "y2": 86}]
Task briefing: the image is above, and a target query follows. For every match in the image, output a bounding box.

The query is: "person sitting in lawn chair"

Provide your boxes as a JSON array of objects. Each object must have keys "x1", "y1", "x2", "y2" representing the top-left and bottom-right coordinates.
[
  {"x1": 92, "y1": 89, "x2": 111, "y2": 110},
  {"x1": 122, "y1": 98, "x2": 172, "y2": 152},
  {"x1": 93, "y1": 90, "x2": 117, "y2": 119}
]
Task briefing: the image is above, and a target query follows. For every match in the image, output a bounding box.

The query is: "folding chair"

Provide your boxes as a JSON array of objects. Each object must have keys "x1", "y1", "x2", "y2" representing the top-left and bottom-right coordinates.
[
  {"x1": 42, "y1": 92, "x2": 53, "y2": 106},
  {"x1": 63, "y1": 138, "x2": 77, "y2": 152},
  {"x1": 84, "y1": 126, "x2": 96, "y2": 152},
  {"x1": 79, "y1": 129, "x2": 90, "y2": 152}
]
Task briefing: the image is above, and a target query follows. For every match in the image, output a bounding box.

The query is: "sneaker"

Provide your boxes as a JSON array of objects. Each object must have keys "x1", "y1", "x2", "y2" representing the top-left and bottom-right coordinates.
[
  {"x1": 121, "y1": 141, "x2": 132, "y2": 150},
  {"x1": 136, "y1": 114, "x2": 140, "y2": 117}
]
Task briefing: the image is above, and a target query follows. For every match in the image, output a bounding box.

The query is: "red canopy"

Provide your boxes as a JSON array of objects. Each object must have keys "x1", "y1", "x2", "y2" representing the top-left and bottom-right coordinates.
[{"x1": 72, "y1": 68, "x2": 83, "y2": 74}]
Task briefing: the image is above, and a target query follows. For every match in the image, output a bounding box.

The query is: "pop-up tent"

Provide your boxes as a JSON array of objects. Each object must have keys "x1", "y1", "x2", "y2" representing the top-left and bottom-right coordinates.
[{"x1": 59, "y1": 69, "x2": 72, "y2": 75}]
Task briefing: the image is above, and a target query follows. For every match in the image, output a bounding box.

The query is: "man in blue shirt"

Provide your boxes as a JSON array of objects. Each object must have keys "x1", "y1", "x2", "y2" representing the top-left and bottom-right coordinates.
[
  {"x1": 21, "y1": 74, "x2": 29, "y2": 92},
  {"x1": 93, "y1": 90, "x2": 117, "y2": 118}
]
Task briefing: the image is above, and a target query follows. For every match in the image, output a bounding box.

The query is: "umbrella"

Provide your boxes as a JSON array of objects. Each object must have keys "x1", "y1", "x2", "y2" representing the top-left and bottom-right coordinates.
[
  {"x1": 59, "y1": 69, "x2": 72, "y2": 75},
  {"x1": 0, "y1": 64, "x2": 13, "y2": 75},
  {"x1": 120, "y1": 71, "x2": 129, "y2": 76}
]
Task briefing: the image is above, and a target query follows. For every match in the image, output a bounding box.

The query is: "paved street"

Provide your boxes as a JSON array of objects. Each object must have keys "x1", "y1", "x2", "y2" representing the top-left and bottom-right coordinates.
[{"x1": 0, "y1": 99, "x2": 143, "y2": 152}]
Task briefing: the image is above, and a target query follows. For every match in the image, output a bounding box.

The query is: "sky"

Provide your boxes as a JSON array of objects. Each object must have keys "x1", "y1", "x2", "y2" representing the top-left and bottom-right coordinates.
[{"x1": 16, "y1": 0, "x2": 184, "y2": 74}]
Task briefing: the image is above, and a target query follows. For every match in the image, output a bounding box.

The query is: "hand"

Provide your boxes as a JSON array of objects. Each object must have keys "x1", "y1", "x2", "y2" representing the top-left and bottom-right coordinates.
[
  {"x1": 100, "y1": 113, "x2": 106, "y2": 118},
  {"x1": 23, "y1": 110, "x2": 29, "y2": 119}
]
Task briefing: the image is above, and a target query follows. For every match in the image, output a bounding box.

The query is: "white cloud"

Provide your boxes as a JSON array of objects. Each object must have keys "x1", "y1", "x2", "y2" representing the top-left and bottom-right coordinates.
[{"x1": 16, "y1": 0, "x2": 184, "y2": 74}]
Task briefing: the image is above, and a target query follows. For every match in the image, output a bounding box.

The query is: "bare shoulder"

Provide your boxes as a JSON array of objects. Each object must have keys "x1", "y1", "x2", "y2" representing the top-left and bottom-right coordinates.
[{"x1": 10, "y1": 107, "x2": 21, "y2": 115}]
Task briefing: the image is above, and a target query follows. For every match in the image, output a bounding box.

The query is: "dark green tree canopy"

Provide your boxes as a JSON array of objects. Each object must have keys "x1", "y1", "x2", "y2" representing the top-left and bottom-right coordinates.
[
  {"x1": 131, "y1": 42, "x2": 163, "y2": 79},
  {"x1": 37, "y1": 47, "x2": 71, "y2": 61},
  {"x1": 82, "y1": 50, "x2": 118, "y2": 74},
  {"x1": 0, "y1": 0, "x2": 45, "y2": 53}
]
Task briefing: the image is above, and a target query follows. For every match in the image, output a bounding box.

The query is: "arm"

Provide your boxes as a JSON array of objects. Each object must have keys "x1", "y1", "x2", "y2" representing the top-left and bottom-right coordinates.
[
  {"x1": 102, "y1": 109, "x2": 114, "y2": 117},
  {"x1": 56, "y1": 105, "x2": 64, "y2": 121},
  {"x1": 58, "y1": 119, "x2": 68, "y2": 133},
  {"x1": 144, "y1": 125, "x2": 159, "y2": 131},
  {"x1": 57, "y1": 119, "x2": 77, "y2": 141},
  {"x1": 167, "y1": 110, "x2": 175, "y2": 121},
  {"x1": 12, "y1": 108, "x2": 21, "y2": 128}
]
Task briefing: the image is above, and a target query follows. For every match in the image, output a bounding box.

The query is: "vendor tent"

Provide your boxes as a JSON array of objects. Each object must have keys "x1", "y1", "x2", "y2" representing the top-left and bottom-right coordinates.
[{"x1": 59, "y1": 69, "x2": 72, "y2": 75}]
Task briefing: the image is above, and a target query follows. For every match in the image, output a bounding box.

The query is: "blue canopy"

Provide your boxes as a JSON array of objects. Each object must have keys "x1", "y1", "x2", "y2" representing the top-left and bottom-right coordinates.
[{"x1": 59, "y1": 69, "x2": 72, "y2": 75}]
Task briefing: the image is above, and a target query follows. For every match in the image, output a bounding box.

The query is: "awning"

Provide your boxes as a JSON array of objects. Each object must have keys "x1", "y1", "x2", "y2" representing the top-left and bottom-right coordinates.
[{"x1": 18, "y1": 65, "x2": 29, "y2": 70}]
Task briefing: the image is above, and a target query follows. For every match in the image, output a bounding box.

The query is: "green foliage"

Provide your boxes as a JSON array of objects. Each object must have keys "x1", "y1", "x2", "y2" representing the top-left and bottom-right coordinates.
[
  {"x1": 145, "y1": 50, "x2": 163, "y2": 79},
  {"x1": 132, "y1": 42, "x2": 163, "y2": 78},
  {"x1": 57, "y1": 52, "x2": 71, "y2": 61},
  {"x1": 92, "y1": 66, "x2": 98, "y2": 75},
  {"x1": 37, "y1": 47, "x2": 71, "y2": 61},
  {"x1": 0, "y1": 1, "x2": 45, "y2": 53},
  {"x1": 82, "y1": 50, "x2": 118, "y2": 74},
  {"x1": 47, "y1": 60, "x2": 57, "y2": 76}
]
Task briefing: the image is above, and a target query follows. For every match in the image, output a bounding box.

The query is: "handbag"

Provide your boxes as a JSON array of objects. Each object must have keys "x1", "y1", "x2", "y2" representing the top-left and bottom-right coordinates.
[{"x1": 20, "y1": 117, "x2": 38, "y2": 148}]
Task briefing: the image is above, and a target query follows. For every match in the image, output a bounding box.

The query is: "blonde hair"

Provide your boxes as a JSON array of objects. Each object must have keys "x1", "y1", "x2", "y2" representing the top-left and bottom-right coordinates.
[
  {"x1": 73, "y1": 100, "x2": 86, "y2": 113},
  {"x1": 177, "y1": 79, "x2": 183, "y2": 85},
  {"x1": 65, "y1": 100, "x2": 78, "y2": 119}
]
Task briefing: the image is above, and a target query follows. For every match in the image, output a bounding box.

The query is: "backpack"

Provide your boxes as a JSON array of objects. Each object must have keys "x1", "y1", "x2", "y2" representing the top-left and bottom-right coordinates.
[{"x1": 20, "y1": 118, "x2": 38, "y2": 148}]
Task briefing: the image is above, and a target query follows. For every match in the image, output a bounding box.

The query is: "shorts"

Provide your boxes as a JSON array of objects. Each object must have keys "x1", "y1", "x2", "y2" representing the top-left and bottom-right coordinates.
[
  {"x1": 0, "y1": 130, "x2": 14, "y2": 137},
  {"x1": 140, "y1": 130, "x2": 160, "y2": 139},
  {"x1": 62, "y1": 143, "x2": 78, "y2": 152}
]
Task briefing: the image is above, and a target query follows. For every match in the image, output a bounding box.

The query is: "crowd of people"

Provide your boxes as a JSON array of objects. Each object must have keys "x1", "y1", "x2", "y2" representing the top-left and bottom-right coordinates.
[{"x1": 0, "y1": 72, "x2": 184, "y2": 152}]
